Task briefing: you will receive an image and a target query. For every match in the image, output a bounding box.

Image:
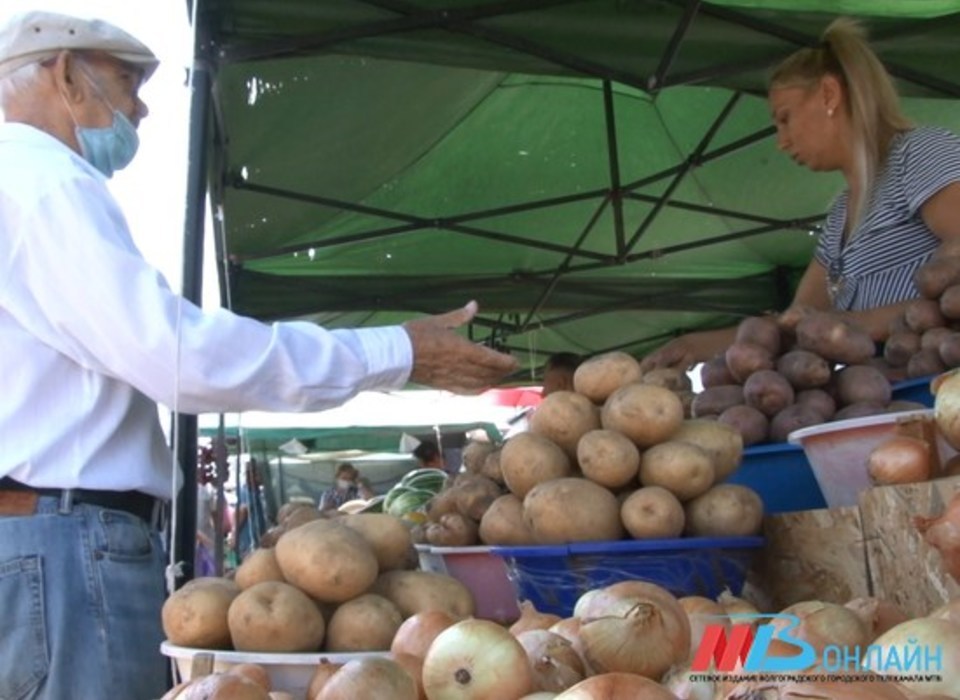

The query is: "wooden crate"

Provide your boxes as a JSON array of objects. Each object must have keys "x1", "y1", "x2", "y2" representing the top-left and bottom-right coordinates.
[
  {"x1": 860, "y1": 476, "x2": 960, "y2": 618},
  {"x1": 751, "y1": 505, "x2": 869, "y2": 610}
]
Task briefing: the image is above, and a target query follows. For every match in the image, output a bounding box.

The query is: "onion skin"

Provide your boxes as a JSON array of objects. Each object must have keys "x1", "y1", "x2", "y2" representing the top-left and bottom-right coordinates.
[
  {"x1": 772, "y1": 601, "x2": 870, "y2": 656},
  {"x1": 316, "y1": 658, "x2": 419, "y2": 700},
  {"x1": 843, "y1": 597, "x2": 908, "y2": 642},
  {"x1": 510, "y1": 600, "x2": 563, "y2": 636},
  {"x1": 422, "y1": 618, "x2": 534, "y2": 699},
  {"x1": 867, "y1": 436, "x2": 932, "y2": 486},
  {"x1": 864, "y1": 617, "x2": 960, "y2": 697},
  {"x1": 933, "y1": 369, "x2": 960, "y2": 451},
  {"x1": 390, "y1": 609, "x2": 458, "y2": 659},
  {"x1": 914, "y1": 493, "x2": 960, "y2": 584},
  {"x1": 516, "y1": 629, "x2": 585, "y2": 693}
]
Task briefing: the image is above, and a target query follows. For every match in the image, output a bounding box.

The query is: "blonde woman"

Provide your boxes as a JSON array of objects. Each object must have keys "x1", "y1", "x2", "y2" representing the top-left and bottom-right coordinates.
[{"x1": 642, "y1": 17, "x2": 960, "y2": 372}]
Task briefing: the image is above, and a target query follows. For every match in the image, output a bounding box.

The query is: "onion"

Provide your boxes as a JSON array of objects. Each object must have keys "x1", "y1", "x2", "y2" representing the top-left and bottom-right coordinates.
[
  {"x1": 717, "y1": 589, "x2": 760, "y2": 618},
  {"x1": 865, "y1": 617, "x2": 960, "y2": 696},
  {"x1": 422, "y1": 618, "x2": 534, "y2": 699},
  {"x1": 933, "y1": 369, "x2": 960, "y2": 451},
  {"x1": 773, "y1": 600, "x2": 870, "y2": 656},
  {"x1": 914, "y1": 493, "x2": 960, "y2": 583},
  {"x1": 549, "y1": 617, "x2": 595, "y2": 676},
  {"x1": 390, "y1": 609, "x2": 457, "y2": 659},
  {"x1": 511, "y1": 600, "x2": 564, "y2": 635},
  {"x1": 578, "y1": 582, "x2": 691, "y2": 679},
  {"x1": 662, "y1": 661, "x2": 717, "y2": 700},
  {"x1": 317, "y1": 657, "x2": 417, "y2": 700},
  {"x1": 928, "y1": 597, "x2": 960, "y2": 625},
  {"x1": 679, "y1": 596, "x2": 730, "y2": 660},
  {"x1": 390, "y1": 652, "x2": 426, "y2": 700},
  {"x1": 843, "y1": 596, "x2": 908, "y2": 642},
  {"x1": 555, "y1": 672, "x2": 681, "y2": 699},
  {"x1": 516, "y1": 629, "x2": 585, "y2": 692},
  {"x1": 306, "y1": 660, "x2": 343, "y2": 699},
  {"x1": 867, "y1": 436, "x2": 932, "y2": 485}
]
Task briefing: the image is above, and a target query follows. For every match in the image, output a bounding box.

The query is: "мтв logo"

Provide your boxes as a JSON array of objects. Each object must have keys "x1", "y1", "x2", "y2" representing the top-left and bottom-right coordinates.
[{"x1": 690, "y1": 613, "x2": 942, "y2": 677}]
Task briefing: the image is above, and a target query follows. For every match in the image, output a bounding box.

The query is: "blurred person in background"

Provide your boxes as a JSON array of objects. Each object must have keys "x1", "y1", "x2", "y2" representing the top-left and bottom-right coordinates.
[{"x1": 317, "y1": 462, "x2": 374, "y2": 513}]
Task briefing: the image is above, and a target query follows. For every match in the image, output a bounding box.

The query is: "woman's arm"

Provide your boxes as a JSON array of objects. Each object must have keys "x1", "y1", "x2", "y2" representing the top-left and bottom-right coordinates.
[{"x1": 921, "y1": 182, "x2": 960, "y2": 241}]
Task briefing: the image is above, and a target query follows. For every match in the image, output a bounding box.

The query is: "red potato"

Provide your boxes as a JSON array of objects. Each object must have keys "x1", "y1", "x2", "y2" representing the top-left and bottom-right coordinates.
[
  {"x1": 832, "y1": 364, "x2": 892, "y2": 407},
  {"x1": 742, "y1": 369, "x2": 795, "y2": 417},
  {"x1": 795, "y1": 312, "x2": 875, "y2": 365},
  {"x1": 724, "y1": 341, "x2": 775, "y2": 383},
  {"x1": 691, "y1": 384, "x2": 744, "y2": 418},
  {"x1": 883, "y1": 331, "x2": 922, "y2": 368},
  {"x1": 768, "y1": 403, "x2": 827, "y2": 443},
  {"x1": 717, "y1": 404, "x2": 769, "y2": 446},
  {"x1": 735, "y1": 316, "x2": 782, "y2": 356},
  {"x1": 940, "y1": 283, "x2": 960, "y2": 320},
  {"x1": 922, "y1": 327, "x2": 955, "y2": 353},
  {"x1": 834, "y1": 401, "x2": 888, "y2": 421},
  {"x1": 904, "y1": 298, "x2": 946, "y2": 333},
  {"x1": 700, "y1": 354, "x2": 736, "y2": 389},
  {"x1": 907, "y1": 348, "x2": 947, "y2": 378},
  {"x1": 940, "y1": 332, "x2": 960, "y2": 368},
  {"x1": 775, "y1": 349, "x2": 832, "y2": 389},
  {"x1": 914, "y1": 255, "x2": 960, "y2": 299},
  {"x1": 795, "y1": 388, "x2": 837, "y2": 421}
]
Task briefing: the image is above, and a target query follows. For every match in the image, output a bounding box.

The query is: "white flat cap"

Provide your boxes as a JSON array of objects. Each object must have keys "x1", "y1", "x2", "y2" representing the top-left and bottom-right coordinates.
[{"x1": 0, "y1": 10, "x2": 158, "y2": 81}]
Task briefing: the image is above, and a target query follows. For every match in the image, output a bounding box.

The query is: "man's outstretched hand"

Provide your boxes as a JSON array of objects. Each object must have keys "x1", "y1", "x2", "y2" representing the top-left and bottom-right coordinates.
[{"x1": 404, "y1": 301, "x2": 518, "y2": 394}]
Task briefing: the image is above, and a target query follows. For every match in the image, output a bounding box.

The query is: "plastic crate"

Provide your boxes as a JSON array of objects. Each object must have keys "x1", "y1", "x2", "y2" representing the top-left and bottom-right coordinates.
[
  {"x1": 492, "y1": 536, "x2": 763, "y2": 617},
  {"x1": 160, "y1": 642, "x2": 386, "y2": 695},
  {"x1": 891, "y1": 375, "x2": 935, "y2": 407},
  {"x1": 416, "y1": 545, "x2": 521, "y2": 623},
  {"x1": 724, "y1": 442, "x2": 827, "y2": 513}
]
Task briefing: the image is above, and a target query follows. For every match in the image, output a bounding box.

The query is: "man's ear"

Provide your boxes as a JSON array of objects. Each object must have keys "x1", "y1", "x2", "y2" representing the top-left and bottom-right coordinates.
[{"x1": 51, "y1": 51, "x2": 87, "y2": 105}]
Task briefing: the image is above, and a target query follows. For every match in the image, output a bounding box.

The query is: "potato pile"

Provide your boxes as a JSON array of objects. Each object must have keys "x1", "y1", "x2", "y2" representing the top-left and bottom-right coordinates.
[
  {"x1": 411, "y1": 466, "x2": 505, "y2": 548},
  {"x1": 882, "y1": 249, "x2": 960, "y2": 380},
  {"x1": 445, "y1": 352, "x2": 767, "y2": 546},
  {"x1": 162, "y1": 512, "x2": 475, "y2": 655},
  {"x1": 698, "y1": 312, "x2": 929, "y2": 447}
]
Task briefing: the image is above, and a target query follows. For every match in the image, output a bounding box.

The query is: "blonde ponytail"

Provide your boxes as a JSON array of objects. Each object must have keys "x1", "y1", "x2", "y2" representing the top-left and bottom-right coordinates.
[{"x1": 769, "y1": 17, "x2": 912, "y2": 232}]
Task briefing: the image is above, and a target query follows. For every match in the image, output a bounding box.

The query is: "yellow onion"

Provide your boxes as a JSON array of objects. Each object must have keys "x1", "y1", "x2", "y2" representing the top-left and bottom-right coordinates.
[
  {"x1": 678, "y1": 595, "x2": 730, "y2": 661},
  {"x1": 555, "y1": 672, "x2": 681, "y2": 699},
  {"x1": 865, "y1": 617, "x2": 960, "y2": 697},
  {"x1": 928, "y1": 597, "x2": 960, "y2": 625},
  {"x1": 390, "y1": 609, "x2": 458, "y2": 659},
  {"x1": 843, "y1": 596, "x2": 908, "y2": 642},
  {"x1": 516, "y1": 629, "x2": 585, "y2": 693},
  {"x1": 317, "y1": 657, "x2": 417, "y2": 700},
  {"x1": 510, "y1": 600, "x2": 564, "y2": 636},
  {"x1": 662, "y1": 661, "x2": 717, "y2": 700},
  {"x1": 933, "y1": 369, "x2": 960, "y2": 450},
  {"x1": 867, "y1": 436, "x2": 932, "y2": 486},
  {"x1": 717, "y1": 589, "x2": 761, "y2": 618},
  {"x1": 772, "y1": 600, "x2": 870, "y2": 656},
  {"x1": 578, "y1": 582, "x2": 690, "y2": 680},
  {"x1": 422, "y1": 618, "x2": 534, "y2": 699}
]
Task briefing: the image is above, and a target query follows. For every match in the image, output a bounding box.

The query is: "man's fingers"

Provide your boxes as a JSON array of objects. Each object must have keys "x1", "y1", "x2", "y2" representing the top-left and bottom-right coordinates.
[{"x1": 426, "y1": 300, "x2": 478, "y2": 330}]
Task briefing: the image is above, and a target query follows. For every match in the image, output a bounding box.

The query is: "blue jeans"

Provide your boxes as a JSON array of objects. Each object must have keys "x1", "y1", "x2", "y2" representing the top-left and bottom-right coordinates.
[{"x1": 0, "y1": 496, "x2": 168, "y2": 700}]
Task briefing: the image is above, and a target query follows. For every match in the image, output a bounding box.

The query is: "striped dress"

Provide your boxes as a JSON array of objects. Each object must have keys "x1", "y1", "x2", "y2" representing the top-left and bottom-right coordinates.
[{"x1": 815, "y1": 126, "x2": 960, "y2": 311}]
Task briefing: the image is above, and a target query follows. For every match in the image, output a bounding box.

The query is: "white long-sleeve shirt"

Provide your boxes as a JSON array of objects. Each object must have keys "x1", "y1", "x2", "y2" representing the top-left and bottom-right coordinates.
[{"x1": 0, "y1": 123, "x2": 413, "y2": 498}]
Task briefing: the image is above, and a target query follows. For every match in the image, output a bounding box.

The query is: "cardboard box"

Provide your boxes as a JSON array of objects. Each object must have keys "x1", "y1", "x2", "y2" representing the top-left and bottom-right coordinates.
[{"x1": 752, "y1": 476, "x2": 960, "y2": 617}]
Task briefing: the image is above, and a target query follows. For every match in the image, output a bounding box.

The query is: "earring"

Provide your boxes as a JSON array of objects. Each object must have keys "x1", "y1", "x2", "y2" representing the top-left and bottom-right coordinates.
[{"x1": 827, "y1": 108, "x2": 835, "y2": 117}]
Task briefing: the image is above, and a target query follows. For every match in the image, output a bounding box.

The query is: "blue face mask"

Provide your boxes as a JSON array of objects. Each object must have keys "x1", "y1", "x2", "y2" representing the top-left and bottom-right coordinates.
[
  {"x1": 63, "y1": 62, "x2": 141, "y2": 178},
  {"x1": 74, "y1": 110, "x2": 140, "y2": 178}
]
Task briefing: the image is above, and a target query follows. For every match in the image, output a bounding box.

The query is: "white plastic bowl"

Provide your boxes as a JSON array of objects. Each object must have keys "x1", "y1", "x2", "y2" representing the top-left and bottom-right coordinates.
[
  {"x1": 160, "y1": 641, "x2": 386, "y2": 695},
  {"x1": 788, "y1": 409, "x2": 954, "y2": 508}
]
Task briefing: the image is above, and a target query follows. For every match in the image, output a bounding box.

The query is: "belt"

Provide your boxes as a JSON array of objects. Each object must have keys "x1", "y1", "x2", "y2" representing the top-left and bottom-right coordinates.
[{"x1": 0, "y1": 476, "x2": 163, "y2": 526}]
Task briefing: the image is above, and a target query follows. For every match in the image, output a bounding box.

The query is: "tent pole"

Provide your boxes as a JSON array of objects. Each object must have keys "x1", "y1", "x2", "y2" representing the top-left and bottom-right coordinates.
[{"x1": 173, "y1": 9, "x2": 213, "y2": 588}]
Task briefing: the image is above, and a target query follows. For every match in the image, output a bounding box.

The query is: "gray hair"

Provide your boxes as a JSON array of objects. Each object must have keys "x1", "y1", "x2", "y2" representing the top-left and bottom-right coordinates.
[{"x1": 0, "y1": 60, "x2": 46, "y2": 113}]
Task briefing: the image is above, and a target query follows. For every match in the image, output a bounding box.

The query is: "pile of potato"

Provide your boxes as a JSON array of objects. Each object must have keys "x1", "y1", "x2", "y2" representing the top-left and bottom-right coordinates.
[
  {"x1": 162, "y1": 513, "x2": 475, "y2": 656},
  {"x1": 426, "y1": 353, "x2": 767, "y2": 548},
  {"x1": 882, "y1": 249, "x2": 960, "y2": 379}
]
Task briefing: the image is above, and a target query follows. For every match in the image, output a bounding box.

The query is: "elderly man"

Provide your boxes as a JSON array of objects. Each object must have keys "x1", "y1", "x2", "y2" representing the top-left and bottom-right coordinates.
[{"x1": 0, "y1": 10, "x2": 516, "y2": 699}]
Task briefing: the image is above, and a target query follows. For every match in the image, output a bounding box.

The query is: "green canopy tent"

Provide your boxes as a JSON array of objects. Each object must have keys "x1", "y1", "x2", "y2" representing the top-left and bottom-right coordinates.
[{"x1": 174, "y1": 0, "x2": 960, "y2": 578}]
